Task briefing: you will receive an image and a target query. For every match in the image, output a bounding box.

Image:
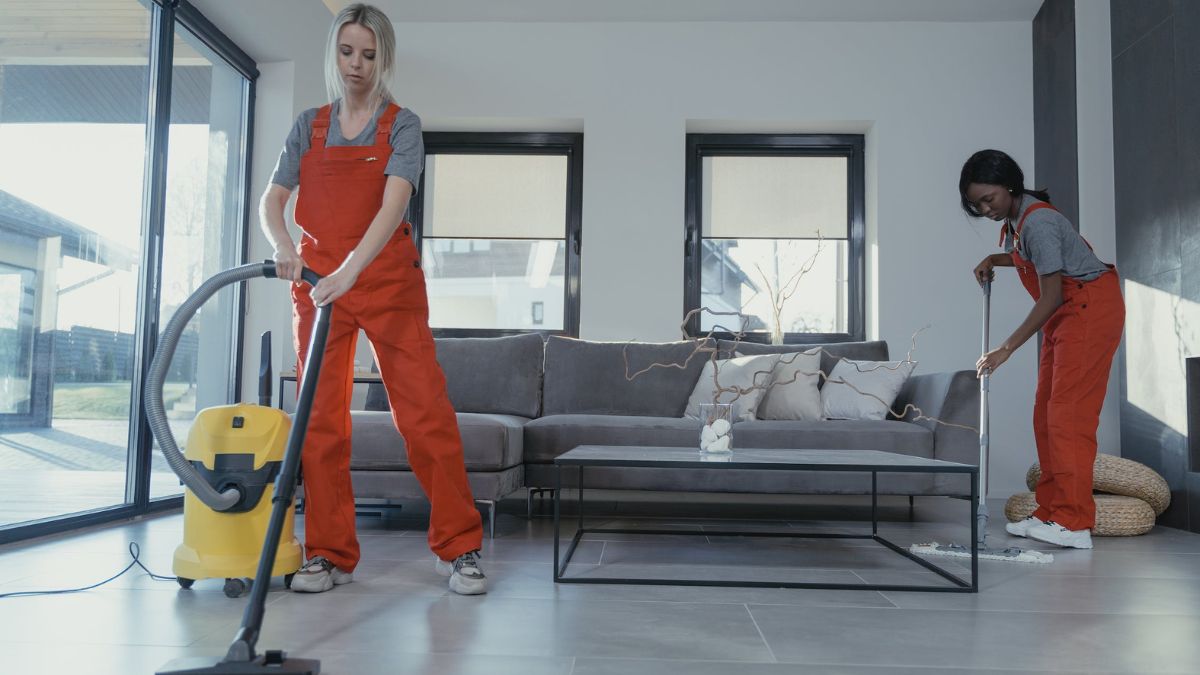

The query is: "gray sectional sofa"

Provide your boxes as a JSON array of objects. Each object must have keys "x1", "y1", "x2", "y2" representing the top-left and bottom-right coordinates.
[{"x1": 332, "y1": 334, "x2": 980, "y2": 534}]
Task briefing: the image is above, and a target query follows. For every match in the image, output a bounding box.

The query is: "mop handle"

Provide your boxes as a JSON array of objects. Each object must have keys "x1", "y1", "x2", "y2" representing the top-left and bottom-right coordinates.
[{"x1": 979, "y1": 279, "x2": 991, "y2": 505}]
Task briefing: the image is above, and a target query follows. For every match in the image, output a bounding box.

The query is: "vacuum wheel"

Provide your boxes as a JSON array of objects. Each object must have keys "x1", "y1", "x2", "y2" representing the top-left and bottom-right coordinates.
[
  {"x1": 284, "y1": 573, "x2": 295, "y2": 589},
  {"x1": 176, "y1": 577, "x2": 195, "y2": 590},
  {"x1": 223, "y1": 577, "x2": 248, "y2": 598}
]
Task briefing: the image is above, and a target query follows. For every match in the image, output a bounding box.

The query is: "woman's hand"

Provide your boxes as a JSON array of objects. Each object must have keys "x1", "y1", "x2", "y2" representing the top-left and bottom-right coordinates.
[
  {"x1": 974, "y1": 256, "x2": 996, "y2": 285},
  {"x1": 272, "y1": 245, "x2": 303, "y2": 283},
  {"x1": 976, "y1": 345, "x2": 1012, "y2": 377},
  {"x1": 309, "y1": 265, "x2": 359, "y2": 307}
]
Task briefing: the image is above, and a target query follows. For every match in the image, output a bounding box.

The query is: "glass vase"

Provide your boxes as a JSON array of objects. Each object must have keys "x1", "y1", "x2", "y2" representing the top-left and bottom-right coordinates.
[{"x1": 698, "y1": 402, "x2": 734, "y2": 454}]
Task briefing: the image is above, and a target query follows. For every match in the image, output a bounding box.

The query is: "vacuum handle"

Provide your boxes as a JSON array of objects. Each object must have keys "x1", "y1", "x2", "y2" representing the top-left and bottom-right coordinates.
[{"x1": 263, "y1": 259, "x2": 323, "y2": 288}]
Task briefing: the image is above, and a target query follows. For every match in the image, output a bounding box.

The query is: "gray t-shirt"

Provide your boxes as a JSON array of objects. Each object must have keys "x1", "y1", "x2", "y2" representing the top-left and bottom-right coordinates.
[
  {"x1": 1002, "y1": 195, "x2": 1108, "y2": 281},
  {"x1": 269, "y1": 99, "x2": 424, "y2": 216}
]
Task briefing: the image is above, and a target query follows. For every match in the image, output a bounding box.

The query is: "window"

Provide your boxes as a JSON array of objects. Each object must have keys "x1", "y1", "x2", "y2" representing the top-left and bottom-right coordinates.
[
  {"x1": 0, "y1": 0, "x2": 256, "y2": 543},
  {"x1": 684, "y1": 134, "x2": 865, "y2": 343},
  {"x1": 414, "y1": 133, "x2": 583, "y2": 337}
]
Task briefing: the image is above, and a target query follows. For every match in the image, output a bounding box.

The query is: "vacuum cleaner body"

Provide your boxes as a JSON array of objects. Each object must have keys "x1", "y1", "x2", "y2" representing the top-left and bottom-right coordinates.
[{"x1": 173, "y1": 403, "x2": 303, "y2": 584}]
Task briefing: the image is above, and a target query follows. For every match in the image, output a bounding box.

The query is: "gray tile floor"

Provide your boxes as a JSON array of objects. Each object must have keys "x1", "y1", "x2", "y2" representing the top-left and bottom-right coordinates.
[{"x1": 1, "y1": 496, "x2": 1198, "y2": 674}]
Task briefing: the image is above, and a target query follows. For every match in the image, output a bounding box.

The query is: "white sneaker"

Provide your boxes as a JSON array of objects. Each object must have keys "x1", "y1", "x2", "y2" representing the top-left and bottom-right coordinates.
[
  {"x1": 1005, "y1": 516, "x2": 1046, "y2": 538},
  {"x1": 1027, "y1": 521, "x2": 1093, "y2": 549},
  {"x1": 435, "y1": 550, "x2": 487, "y2": 595},
  {"x1": 291, "y1": 556, "x2": 353, "y2": 593}
]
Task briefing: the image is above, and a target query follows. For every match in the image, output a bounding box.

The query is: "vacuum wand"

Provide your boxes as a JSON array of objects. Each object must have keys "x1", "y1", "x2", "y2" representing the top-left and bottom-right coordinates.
[{"x1": 225, "y1": 265, "x2": 327, "y2": 665}]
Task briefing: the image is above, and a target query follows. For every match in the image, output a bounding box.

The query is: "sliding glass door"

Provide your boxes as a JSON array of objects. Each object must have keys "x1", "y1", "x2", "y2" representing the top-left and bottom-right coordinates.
[{"x1": 0, "y1": 0, "x2": 256, "y2": 539}]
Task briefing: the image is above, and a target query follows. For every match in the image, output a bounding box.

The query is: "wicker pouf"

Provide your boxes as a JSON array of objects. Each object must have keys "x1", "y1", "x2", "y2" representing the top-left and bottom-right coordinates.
[
  {"x1": 1005, "y1": 492, "x2": 1157, "y2": 536},
  {"x1": 1024, "y1": 453, "x2": 1171, "y2": 515}
]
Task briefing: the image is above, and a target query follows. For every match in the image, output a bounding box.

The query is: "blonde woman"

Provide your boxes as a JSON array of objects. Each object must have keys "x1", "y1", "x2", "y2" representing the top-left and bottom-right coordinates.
[{"x1": 260, "y1": 3, "x2": 486, "y2": 595}]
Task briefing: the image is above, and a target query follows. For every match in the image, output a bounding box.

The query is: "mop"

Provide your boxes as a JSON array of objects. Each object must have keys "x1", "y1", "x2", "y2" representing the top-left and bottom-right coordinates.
[{"x1": 910, "y1": 280, "x2": 1053, "y2": 564}]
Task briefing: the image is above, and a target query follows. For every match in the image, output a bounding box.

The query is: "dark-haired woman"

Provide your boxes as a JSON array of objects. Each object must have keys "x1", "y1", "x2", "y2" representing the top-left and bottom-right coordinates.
[{"x1": 960, "y1": 149, "x2": 1124, "y2": 550}]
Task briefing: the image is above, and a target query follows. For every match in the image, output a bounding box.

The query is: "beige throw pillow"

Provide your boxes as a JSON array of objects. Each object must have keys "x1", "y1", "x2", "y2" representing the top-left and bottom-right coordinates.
[
  {"x1": 756, "y1": 348, "x2": 823, "y2": 421},
  {"x1": 821, "y1": 358, "x2": 916, "y2": 421},
  {"x1": 683, "y1": 353, "x2": 780, "y2": 422}
]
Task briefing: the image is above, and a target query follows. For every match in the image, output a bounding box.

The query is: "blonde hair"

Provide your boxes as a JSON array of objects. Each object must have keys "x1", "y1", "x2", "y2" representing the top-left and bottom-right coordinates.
[{"x1": 324, "y1": 3, "x2": 395, "y2": 103}]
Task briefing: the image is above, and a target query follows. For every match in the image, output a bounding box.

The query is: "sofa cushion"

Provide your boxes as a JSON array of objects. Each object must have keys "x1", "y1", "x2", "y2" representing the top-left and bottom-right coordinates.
[
  {"x1": 683, "y1": 353, "x2": 780, "y2": 422},
  {"x1": 756, "y1": 348, "x2": 823, "y2": 421},
  {"x1": 721, "y1": 340, "x2": 889, "y2": 386},
  {"x1": 732, "y1": 419, "x2": 934, "y2": 458},
  {"x1": 365, "y1": 333, "x2": 544, "y2": 418},
  {"x1": 349, "y1": 411, "x2": 527, "y2": 471},
  {"x1": 822, "y1": 359, "x2": 916, "y2": 421},
  {"x1": 353, "y1": 465, "x2": 523, "y2": 503},
  {"x1": 542, "y1": 336, "x2": 712, "y2": 417},
  {"x1": 524, "y1": 414, "x2": 702, "y2": 463}
]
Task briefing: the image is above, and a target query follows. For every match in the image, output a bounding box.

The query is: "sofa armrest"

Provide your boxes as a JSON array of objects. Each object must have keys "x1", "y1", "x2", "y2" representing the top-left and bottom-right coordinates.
[{"x1": 893, "y1": 370, "x2": 980, "y2": 495}]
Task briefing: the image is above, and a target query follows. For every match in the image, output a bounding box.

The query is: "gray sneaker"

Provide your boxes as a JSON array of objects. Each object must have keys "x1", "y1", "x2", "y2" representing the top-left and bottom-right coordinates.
[
  {"x1": 291, "y1": 556, "x2": 352, "y2": 593},
  {"x1": 435, "y1": 550, "x2": 487, "y2": 595}
]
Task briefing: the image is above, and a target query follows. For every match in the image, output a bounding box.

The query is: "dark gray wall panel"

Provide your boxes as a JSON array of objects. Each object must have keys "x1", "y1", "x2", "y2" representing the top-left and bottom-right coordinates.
[
  {"x1": 1111, "y1": 0, "x2": 1172, "y2": 57},
  {"x1": 1175, "y1": 0, "x2": 1200, "y2": 260},
  {"x1": 1112, "y1": 19, "x2": 1180, "y2": 284},
  {"x1": 1033, "y1": 0, "x2": 1079, "y2": 228},
  {"x1": 1112, "y1": 0, "x2": 1199, "y2": 532}
]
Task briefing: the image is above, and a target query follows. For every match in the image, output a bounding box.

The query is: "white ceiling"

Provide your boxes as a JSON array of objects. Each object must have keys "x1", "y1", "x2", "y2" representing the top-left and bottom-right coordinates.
[
  {"x1": 328, "y1": 0, "x2": 1045, "y2": 23},
  {"x1": 191, "y1": 0, "x2": 1045, "y2": 65}
]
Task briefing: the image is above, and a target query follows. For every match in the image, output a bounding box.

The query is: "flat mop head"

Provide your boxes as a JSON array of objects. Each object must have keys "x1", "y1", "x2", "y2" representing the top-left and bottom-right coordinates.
[{"x1": 909, "y1": 542, "x2": 1054, "y2": 564}]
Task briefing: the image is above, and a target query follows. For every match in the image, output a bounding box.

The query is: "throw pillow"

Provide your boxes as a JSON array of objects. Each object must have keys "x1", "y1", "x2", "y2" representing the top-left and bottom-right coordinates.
[
  {"x1": 683, "y1": 353, "x2": 780, "y2": 422},
  {"x1": 821, "y1": 358, "x2": 915, "y2": 421},
  {"x1": 756, "y1": 348, "x2": 823, "y2": 421}
]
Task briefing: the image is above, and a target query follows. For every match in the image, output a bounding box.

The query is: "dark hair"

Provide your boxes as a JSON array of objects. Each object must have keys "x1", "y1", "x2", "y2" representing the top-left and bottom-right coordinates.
[{"x1": 958, "y1": 149, "x2": 1051, "y2": 217}]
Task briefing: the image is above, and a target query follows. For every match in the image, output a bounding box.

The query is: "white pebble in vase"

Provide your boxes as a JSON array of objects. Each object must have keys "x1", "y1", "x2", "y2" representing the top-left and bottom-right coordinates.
[
  {"x1": 707, "y1": 435, "x2": 731, "y2": 453},
  {"x1": 711, "y1": 418, "x2": 731, "y2": 436}
]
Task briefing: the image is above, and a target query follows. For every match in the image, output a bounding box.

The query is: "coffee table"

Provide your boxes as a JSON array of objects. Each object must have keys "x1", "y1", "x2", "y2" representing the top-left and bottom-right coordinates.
[{"x1": 552, "y1": 445, "x2": 979, "y2": 593}]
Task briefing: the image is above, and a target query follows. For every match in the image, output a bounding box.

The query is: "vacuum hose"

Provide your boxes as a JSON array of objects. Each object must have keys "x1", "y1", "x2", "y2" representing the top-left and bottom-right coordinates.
[{"x1": 145, "y1": 261, "x2": 310, "y2": 512}]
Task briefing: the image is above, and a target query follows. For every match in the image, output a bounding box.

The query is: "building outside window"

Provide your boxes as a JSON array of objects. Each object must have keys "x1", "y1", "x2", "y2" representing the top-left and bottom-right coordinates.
[
  {"x1": 0, "y1": 0, "x2": 256, "y2": 541},
  {"x1": 685, "y1": 134, "x2": 865, "y2": 343},
  {"x1": 414, "y1": 133, "x2": 583, "y2": 337}
]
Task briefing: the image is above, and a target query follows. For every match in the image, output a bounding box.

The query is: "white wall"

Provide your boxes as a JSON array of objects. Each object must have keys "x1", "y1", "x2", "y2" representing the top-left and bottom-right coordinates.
[
  {"x1": 1074, "y1": 0, "x2": 1121, "y2": 457},
  {"x1": 243, "y1": 19, "x2": 1039, "y2": 495}
]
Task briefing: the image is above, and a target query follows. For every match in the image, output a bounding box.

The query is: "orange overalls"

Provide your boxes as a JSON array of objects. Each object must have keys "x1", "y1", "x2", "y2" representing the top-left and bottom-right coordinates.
[
  {"x1": 291, "y1": 102, "x2": 483, "y2": 571},
  {"x1": 1005, "y1": 203, "x2": 1125, "y2": 531}
]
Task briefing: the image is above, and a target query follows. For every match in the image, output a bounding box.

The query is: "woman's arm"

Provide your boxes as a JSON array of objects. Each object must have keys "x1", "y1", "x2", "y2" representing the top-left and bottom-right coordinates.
[
  {"x1": 974, "y1": 252, "x2": 1015, "y2": 284},
  {"x1": 975, "y1": 271, "x2": 1064, "y2": 375},
  {"x1": 308, "y1": 175, "x2": 414, "y2": 306},
  {"x1": 260, "y1": 184, "x2": 302, "y2": 282}
]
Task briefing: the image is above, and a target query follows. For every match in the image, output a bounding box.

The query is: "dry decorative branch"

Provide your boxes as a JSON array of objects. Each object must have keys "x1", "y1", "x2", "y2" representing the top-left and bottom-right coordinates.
[
  {"x1": 751, "y1": 236, "x2": 826, "y2": 344},
  {"x1": 621, "y1": 310, "x2": 977, "y2": 434}
]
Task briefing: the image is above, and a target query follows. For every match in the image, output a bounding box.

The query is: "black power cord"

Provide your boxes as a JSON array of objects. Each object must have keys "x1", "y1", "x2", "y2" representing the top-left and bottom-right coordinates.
[{"x1": 0, "y1": 543, "x2": 176, "y2": 599}]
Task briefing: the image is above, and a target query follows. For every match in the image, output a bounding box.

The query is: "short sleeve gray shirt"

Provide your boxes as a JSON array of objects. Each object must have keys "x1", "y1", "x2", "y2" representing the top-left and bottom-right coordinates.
[
  {"x1": 1002, "y1": 195, "x2": 1108, "y2": 281},
  {"x1": 269, "y1": 100, "x2": 423, "y2": 216}
]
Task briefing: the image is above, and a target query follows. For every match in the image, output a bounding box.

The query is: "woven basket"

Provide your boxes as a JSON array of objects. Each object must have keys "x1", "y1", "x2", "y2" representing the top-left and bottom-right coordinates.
[
  {"x1": 1024, "y1": 453, "x2": 1170, "y2": 515},
  {"x1": 1004, "y1": 492, "x2": 1156, "y2": 537}
]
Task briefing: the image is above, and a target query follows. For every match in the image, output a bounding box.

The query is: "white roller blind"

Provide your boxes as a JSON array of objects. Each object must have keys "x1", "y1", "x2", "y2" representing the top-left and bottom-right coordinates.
[
  {"x1": 702, "y1": 155, "x2": 848, "y2": 239},
  {"x1": 423, "y1": 154, "x2": 568, "y2": 239}
]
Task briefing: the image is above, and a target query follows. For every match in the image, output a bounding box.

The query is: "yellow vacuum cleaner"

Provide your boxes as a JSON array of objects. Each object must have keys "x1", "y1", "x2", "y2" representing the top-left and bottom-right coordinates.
[
  {"x1": 169, "y1": 329, "x2": 302, "y2": 598},
  {"x1": 147, "y1": 261, "x2": 328, "y2": 673}
]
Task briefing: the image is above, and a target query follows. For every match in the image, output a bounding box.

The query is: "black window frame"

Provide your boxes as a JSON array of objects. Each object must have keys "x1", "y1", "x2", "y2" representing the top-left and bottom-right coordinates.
[
  {"x1": 0, "y1": 0, "x2": 258, "y2": 545},
  {"x1": 684, "y1": 133, "x2": 866, "y2": 344},
  {"x1": 413, "y1": 132, "x2": 584, "y2": 338}
]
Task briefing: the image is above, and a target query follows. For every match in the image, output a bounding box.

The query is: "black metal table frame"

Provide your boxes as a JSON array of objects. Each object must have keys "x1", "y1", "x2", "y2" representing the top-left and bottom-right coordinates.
[{"x1": 553, "y1": 459, "x2": 979, "y2": 593}]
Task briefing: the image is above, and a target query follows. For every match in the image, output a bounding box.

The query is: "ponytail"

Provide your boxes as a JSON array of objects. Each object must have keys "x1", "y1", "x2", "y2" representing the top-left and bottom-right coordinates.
[{"x1": 959, "y1": 149, "x2": 1051, "y2": 216}]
